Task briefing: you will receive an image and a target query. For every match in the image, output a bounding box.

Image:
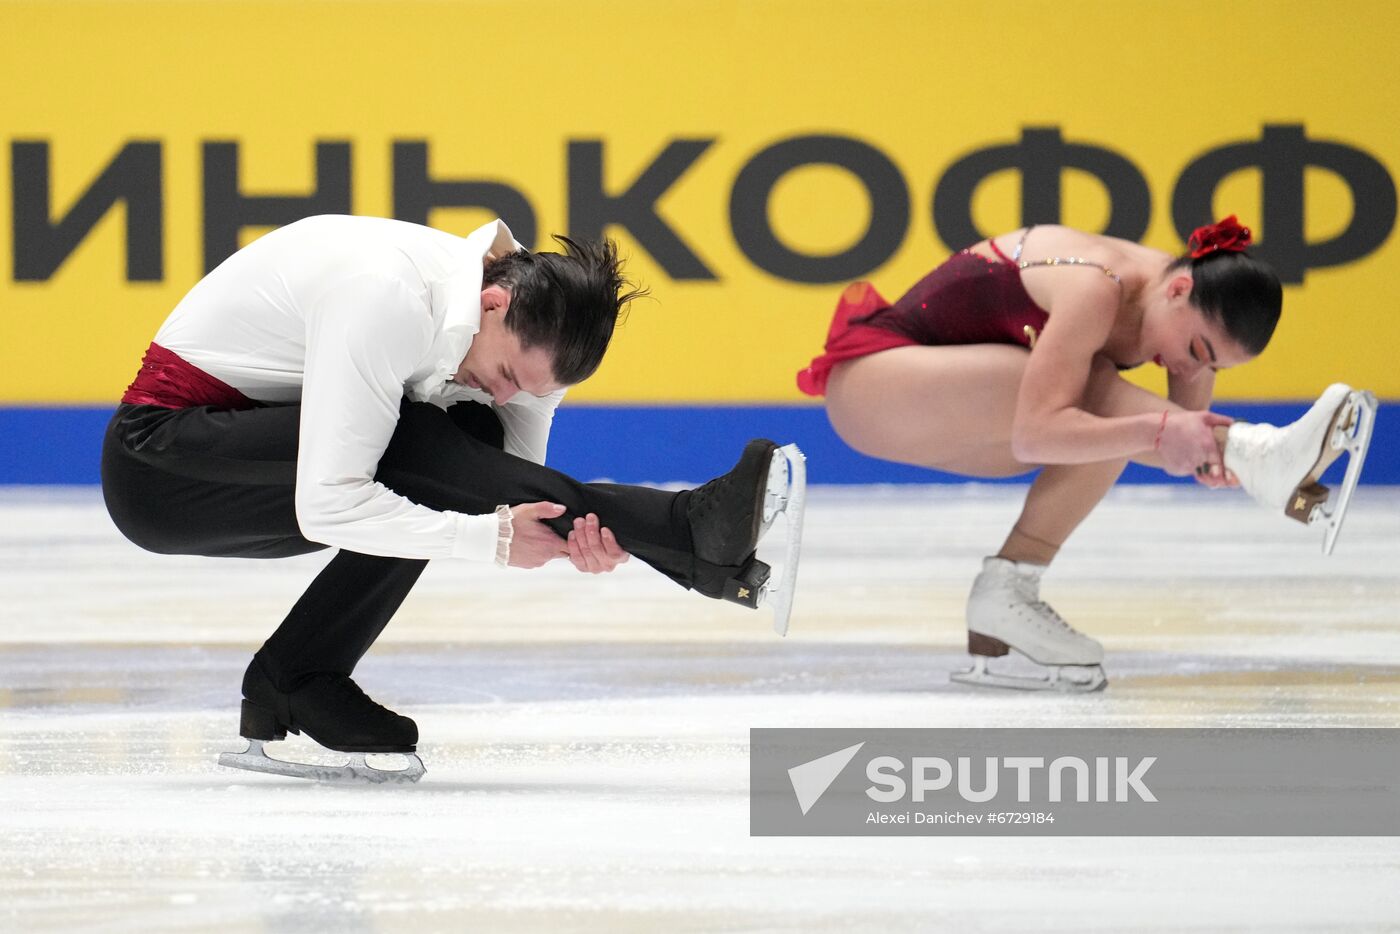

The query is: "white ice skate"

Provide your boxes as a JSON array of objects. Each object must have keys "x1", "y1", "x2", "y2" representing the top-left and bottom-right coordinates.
[
  {"x1": 950, "y1": 557, "x2": 1107, "y2": 693},
  {"x1": 218, "y1": 740, "x2": 426, "y2": 784},
  {"x1": 1224, "y1": 383, "x2": 1378, "y2": 555},
  {"x1": 758, "y1": 444, "x2": 807, "y2": 636}
]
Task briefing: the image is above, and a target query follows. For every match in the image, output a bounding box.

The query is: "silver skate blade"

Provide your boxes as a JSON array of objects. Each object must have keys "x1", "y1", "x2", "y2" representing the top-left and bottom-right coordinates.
[
  {"x1": 950, "y1": 655, "x2": 1108, "y2": 694},
  {"x1": 761, "y1": 444, "x2": 806, "y2": 637},
  {"x1": 760, "y1": 443, "x2": 794, "y2": 531},
  {"x1": 1319, "y1": 390, "x2": 1377, "y2": 556},
  {"x1": 217, "y1": 739, "x2": 426, "y2": 784}
]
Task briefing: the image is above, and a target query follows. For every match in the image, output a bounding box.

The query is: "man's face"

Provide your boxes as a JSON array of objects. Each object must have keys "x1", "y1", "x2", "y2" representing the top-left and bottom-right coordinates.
[{"x1": 452, "y1": 285, "x2": 564, "y2": 404}]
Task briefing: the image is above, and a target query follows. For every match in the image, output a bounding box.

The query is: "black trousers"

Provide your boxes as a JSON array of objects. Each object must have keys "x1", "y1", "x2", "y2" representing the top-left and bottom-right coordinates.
[{"x1": 101, "y1": 400, "x2": 717, "y2": 691}]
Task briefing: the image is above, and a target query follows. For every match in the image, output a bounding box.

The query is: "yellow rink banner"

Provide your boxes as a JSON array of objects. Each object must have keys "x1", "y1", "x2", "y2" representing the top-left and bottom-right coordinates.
[{"x1": 2, "y1": 0, "x2": 1397, "y2": 404}]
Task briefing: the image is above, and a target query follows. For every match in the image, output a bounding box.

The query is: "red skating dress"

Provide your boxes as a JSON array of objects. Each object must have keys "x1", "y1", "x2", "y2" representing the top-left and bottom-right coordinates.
[{"x1": 796, "y1": 227, "x2": 1122, "y2": 396}]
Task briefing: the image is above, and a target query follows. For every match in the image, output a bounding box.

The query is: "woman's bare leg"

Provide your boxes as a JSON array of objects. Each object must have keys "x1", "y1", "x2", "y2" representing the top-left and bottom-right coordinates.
[
  {"x1": 998, "y1": 354, "x2": 1176, "y2": 563},
  {"x1": 826, "y1": 344, "x2": 1031, "y2": 477},
  {"x1": 998, "y1": 461, "x2": 1128, "y2": 564},
  {"x1": 828, "y1": 348, "x2": 1197, "y2": 563},
  {"x1": 828, "y1": 346, "x2": 1215, "y2": 688}
]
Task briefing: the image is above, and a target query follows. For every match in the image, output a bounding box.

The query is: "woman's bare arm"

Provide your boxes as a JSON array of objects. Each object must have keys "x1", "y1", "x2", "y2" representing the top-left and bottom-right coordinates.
[{"x1": 1010, "y1": 275, "x2": 1161, "y2": 465}]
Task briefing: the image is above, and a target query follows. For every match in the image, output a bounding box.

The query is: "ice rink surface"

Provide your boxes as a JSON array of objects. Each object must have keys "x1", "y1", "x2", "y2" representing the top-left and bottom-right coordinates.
[{"x1": 2, "y1": 483, "x2": 1399, "y2": 933}]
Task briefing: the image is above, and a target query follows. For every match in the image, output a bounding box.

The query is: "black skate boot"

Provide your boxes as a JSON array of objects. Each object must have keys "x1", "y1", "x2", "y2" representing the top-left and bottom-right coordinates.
[
  {"x1": 686, "y1": 439, "x2": 777, "y2": 606},
  {"x1": 689, "y1": 441, "x2": 776, "y2": 560},
  {"x1": 682, "y1": 437, "x2": 807, "y2": 634},
  {"x1": 217, "y1": 658, "x2": 425, "y2": 783},
  {"x1": 240, "y1": 659, "x2": 418, "y2": 752}
]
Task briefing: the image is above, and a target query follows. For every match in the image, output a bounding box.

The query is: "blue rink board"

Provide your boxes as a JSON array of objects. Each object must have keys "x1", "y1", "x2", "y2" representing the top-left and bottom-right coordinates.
[{"x1": 1, "y1": 402, "x2": 1392, "y2": 486}]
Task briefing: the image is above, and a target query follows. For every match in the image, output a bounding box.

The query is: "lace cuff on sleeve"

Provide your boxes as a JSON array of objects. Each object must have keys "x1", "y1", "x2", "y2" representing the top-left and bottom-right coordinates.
[{"x1": 494, "y1": 504, "x2": 514, "y2": 568}]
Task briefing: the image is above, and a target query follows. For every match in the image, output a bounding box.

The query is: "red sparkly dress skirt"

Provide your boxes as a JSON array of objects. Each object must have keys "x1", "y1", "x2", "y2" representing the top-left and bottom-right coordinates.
[{"x1": 796, "y1": 241, "x2": 1049, "y2": 397}]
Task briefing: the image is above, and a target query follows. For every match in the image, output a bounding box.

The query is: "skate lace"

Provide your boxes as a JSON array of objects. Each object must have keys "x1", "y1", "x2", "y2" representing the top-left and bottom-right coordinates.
[
  {"x1": 1030, "y1": 599, "x2": 1073, "y2": 631},
  {"x1": 688, "y1": 440, "x2": 774, "y2": 525},
  {"x1": 1010, "y1": 576, "x2": 1075, "y2": 633},
  {"x1": 688, "y1": 474, "x2": 726, "y2": 521},
  {"x1": 687, "y1": 445, "x2": 772, "y2": 565},
  {"x1": 317, "y1": 675, "x2": 393, "y2": 716}
]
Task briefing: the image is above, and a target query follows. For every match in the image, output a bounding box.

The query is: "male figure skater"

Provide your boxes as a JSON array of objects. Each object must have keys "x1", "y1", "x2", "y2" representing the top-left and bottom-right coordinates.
[{"x1": 102, "y1": 215, "x2": 804, "y2": 782}]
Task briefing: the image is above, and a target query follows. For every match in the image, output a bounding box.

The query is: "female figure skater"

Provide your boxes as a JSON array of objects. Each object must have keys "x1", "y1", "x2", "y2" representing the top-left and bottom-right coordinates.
[{"x1": 798, "y1": 217, "x2": 1375, "y2": 691}]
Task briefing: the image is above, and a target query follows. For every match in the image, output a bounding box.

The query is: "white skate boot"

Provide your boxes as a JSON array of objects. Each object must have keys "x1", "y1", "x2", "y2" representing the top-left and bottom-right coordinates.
[
  {"x1": 950, "y1": 557, "x2": 1107, "y2": 693},
  {"x1": 1224, "y1": 383, "x2": 1378, "y2": 555}
]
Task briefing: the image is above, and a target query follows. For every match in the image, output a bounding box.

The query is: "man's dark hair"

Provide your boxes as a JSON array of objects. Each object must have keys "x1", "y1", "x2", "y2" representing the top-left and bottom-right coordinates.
[
  {"x1": 483, "y1": 236, "x2": 646, "y2": 386},
  {"x1": 1165, "y1": 249, "x2": 1282, "y2": 356}
]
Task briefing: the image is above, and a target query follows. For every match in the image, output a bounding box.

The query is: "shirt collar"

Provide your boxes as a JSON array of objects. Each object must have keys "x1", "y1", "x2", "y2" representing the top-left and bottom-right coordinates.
[
  {"x1": 411, "y1": 219, "x2": 522, "y2": 399},
  {"x1": 439, "y1": 218, "x2": 522, "y2": 362}
]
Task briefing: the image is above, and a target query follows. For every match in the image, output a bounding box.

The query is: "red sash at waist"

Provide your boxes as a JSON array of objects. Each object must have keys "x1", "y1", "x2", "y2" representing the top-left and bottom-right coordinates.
[{"x1": 121, "y1": 343, "x2": 257, "y2": 410}]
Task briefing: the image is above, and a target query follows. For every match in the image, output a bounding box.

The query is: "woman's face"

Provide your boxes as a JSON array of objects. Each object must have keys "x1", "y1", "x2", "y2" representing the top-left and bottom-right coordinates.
[{"x1": 1141, "y1": 274, "x2": 1255, "y2": 382}]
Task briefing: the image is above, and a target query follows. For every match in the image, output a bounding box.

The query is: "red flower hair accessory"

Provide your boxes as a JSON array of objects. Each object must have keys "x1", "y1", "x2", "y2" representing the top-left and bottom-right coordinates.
[{"x1": 1188, "y1": 215, "x2": 1252, "y2": 259}]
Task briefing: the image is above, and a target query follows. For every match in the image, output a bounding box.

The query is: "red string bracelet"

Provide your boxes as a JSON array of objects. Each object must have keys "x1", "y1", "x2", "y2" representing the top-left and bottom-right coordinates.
[{"x1": 1153, "y1": 410, "x2": 1169, "y2": 450}]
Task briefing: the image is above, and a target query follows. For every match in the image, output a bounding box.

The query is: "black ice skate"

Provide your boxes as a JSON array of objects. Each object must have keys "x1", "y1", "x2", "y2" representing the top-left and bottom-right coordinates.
[
  {"x1": 687, "y1": 438, "x2": 807, "y2": 635},
  {"x1": 217, "y1": 660, "x2": 425, "y2": 783}
]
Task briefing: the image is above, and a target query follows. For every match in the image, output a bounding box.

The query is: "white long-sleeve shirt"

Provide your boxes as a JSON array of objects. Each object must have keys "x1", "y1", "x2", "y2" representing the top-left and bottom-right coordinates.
[{"x1": 154, "y1": 216, "x2": 564, "y2": 563}]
